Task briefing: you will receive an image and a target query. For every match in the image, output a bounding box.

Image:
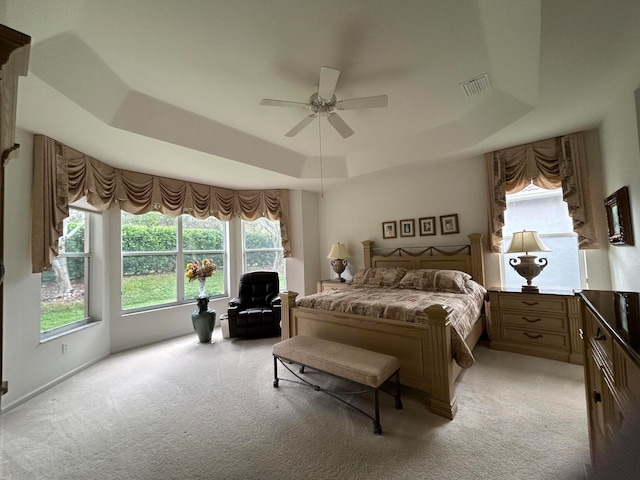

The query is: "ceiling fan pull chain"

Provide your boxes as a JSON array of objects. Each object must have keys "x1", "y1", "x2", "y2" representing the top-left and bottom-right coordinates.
[{"x1": 318, "y1": 119, "x2": 324, "y2": 198}]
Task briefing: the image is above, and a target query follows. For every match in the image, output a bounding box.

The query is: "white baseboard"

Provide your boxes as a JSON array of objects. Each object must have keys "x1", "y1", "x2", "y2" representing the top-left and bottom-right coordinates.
[{"x1": 0, "y1": 353, "x2": 110, "y2": 415}]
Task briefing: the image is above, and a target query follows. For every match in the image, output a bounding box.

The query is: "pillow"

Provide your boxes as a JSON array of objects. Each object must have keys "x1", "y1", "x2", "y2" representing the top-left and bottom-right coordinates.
[
  {"x1": 398, "y1": 269, "x2": 471, "y2": 294},
  {"x1": 350, "y1": 267, "x2": 407, "y2": 288}
]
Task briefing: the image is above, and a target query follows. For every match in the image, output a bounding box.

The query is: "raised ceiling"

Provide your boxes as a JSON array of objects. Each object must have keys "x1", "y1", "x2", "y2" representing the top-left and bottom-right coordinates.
[{"x1": 5, "y1": 0, "x2": 640, "y2": 191}]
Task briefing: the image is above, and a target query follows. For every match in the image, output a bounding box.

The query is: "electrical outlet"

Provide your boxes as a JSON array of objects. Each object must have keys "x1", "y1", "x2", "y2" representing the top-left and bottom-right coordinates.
[{"x1": 61, "y1": 343, "x2": 68, "y2": 354}]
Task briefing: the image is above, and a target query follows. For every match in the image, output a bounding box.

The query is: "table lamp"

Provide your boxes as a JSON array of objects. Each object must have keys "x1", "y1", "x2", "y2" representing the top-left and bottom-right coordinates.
[
  {"x1": 327, "y1": 243, "x2": 351, "y2": 282},
  {"x1": 506, "y1": 230, "x2": 551, "y2": 292}
]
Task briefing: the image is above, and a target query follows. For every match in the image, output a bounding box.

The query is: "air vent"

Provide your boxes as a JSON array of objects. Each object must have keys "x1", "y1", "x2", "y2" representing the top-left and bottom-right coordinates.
[{"x1": 460, "y1": 73, "x2": 492, "y2": 98}]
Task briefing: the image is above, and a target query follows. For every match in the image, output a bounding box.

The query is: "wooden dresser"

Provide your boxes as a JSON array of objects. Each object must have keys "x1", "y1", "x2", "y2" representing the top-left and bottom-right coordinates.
[
  {"x1": 579, "y1": 290, "x2": 640, "y2": 469},
  {"x1": 487, "y1": 288, "x2": 583, "y2": 364}
]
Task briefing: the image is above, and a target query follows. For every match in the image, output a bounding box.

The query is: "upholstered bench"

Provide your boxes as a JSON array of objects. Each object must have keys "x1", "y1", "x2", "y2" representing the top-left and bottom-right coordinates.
[{"x1": 272, "y1": 335, "x2": 402, "y2": 434}]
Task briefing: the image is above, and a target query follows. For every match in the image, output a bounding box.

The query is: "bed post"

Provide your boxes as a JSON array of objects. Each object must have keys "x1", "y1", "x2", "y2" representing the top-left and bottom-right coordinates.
[
  {"x1": 362, "y1": 240, "x2": 374, "y2": 268},
  {"x1": 424, "y1": 304, "x2": 457, "y2": 420},
  {"x1": 468, "y1": 233, "x2": 485, "y2": 287},
  {"x1": 279, "y1": 291, "x2": 299, "y2": 340}
]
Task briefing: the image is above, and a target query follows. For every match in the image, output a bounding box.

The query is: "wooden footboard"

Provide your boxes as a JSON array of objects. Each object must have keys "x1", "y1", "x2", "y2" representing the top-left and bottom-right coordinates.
[{"x1": 279, "y1": 291, "x2": 480, "y2": 419}]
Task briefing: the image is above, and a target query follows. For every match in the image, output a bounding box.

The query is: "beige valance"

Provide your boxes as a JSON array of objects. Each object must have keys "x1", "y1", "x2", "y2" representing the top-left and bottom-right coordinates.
[
  {"x1": 486, "y1": 131, "x2": 597, "y2": 252},
  {"x1": 32, "y1": 135, "x2": 291, "y2": 273}
]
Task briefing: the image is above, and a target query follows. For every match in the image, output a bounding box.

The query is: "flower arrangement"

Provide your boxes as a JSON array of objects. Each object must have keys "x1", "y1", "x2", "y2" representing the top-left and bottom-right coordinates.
[{"x1": 185, "y1": 258, "x2": 217, "y2": 282}]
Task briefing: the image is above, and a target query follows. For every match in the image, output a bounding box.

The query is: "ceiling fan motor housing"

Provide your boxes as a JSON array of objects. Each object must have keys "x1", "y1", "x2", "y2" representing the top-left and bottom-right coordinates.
[{"x1": 310, "y1": 93, "x2": 336, "y2": 116}]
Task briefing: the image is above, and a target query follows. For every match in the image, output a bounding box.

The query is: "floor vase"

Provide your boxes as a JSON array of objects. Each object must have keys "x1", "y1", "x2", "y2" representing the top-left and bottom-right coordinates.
[{"x1": 192, "y1": 297, "x2": 216, "y2": 343}]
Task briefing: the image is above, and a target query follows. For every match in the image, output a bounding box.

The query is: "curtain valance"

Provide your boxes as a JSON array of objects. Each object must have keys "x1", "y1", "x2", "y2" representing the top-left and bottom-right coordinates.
[
  {"x1": 485, "y1": 131, "x2": 597, "y2": 252},
  {"x1": 32, "y1": 135, "x2": 291, "y2": 273}
]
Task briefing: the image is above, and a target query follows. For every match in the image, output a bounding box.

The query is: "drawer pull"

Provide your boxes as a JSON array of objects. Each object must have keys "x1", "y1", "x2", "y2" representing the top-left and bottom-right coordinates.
[
  {"x1": 592, "y1": 390, "x2": 602, "y2": 403},
  {"x1": 522, "y1": 301, "x2": 539, "y2": 306},
  {"x1": 594, "y1": 327, "x2": 607, "y2": 342},
  {"x1": 523, "y1": 332, "x2": 543, "y2": 339},
  {"x1": 522, "y1": 316, "x2": 542, "y2": 323},
  {"x1": 579, "y1": 328, "x2": 584, "y2": 340}
]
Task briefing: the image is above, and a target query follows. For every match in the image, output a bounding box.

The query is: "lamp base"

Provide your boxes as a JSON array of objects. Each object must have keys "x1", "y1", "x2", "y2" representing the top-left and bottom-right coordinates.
[
  {"x1": 521, "y1": 285, "x2": 540, "y2": 293},
  {"x1": 509, "y1": 255, "x2": 548, "y2": 295},
  {"x1": 331, "y1": 259, "x2": 348, "y2": 283}
]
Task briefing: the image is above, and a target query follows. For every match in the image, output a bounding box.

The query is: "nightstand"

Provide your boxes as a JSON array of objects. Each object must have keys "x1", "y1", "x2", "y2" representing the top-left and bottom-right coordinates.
[
  {"x1": 317, "y1": 279, "x2": 351, "y2": 293},
  {"x1": 487, "y1": 288, "x2": 583, "y2": 364}
]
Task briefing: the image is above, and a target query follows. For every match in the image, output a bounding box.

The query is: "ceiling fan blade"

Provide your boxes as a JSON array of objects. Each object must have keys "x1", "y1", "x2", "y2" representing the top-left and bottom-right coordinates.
[
  {"x1": 335, "y1": 95, "x2": 388, "y2": 110},
  {"x1": 318, "y1": 66, "x2": 340, "y2": 101},
  {"x1": 260, "y1": 99, "x2": 311, "y2": 109},
  {"x1": 326, "y1": 113, "x2": 355, "y2": 138},
  {"x1": 285, "y1": 114, "x2": 316, "y2": 137}
]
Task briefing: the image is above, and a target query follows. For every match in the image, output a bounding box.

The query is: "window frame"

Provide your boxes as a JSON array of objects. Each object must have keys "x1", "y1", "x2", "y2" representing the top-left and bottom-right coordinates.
[
  {"x1": 40, "y1": 206, "x2": 94, "y2": 340},
  {"x1": 499, "y1": 185, "x2": 588, "y2": 291},
  {"x1": 121, "y1": 213, "x2": 228, "y2": 313},
  {"x1": 241, "y1": 218, "x2": 286, "y2": 289}
]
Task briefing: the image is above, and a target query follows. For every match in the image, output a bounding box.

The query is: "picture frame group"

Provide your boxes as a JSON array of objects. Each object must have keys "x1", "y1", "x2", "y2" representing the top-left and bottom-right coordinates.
[{"x1": 382, "y1": 214, "x2": 459, "y2": 239}]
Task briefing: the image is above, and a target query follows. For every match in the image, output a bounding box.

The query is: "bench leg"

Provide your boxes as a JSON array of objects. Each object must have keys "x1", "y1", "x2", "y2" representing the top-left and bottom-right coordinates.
[
  {"x1": 373, "y1": 388, "x2": 382, "y2": 435},
  {"x1": 273, "y1": 355, "x2": 279, "y2": 388},
  {"x1": 395, "y1": 370, "x2": 403, "y2": 410}
]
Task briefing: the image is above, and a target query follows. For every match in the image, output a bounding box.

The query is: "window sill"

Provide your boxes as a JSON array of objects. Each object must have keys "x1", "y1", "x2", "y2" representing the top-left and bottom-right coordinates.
[{"x1": 40, "y1": 320, "x2": 101, "y2": 343}]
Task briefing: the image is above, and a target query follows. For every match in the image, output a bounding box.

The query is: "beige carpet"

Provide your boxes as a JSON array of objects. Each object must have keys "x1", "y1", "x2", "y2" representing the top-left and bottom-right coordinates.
[{"x1": 0, "y1": 329, "x2": 589, "y2": 480}]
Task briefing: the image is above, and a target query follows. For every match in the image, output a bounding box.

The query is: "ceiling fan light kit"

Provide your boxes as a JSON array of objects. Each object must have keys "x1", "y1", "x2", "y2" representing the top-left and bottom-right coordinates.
[{"x1": 261, "y1": 66, "x2": 388, "y2": 138}]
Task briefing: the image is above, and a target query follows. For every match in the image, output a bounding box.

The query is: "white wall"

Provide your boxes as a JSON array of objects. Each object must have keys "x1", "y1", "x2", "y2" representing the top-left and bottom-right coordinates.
[
  {"x1": 316, "y1": 133, "x2": 613, "y2": 292},
  {"x1": 318, "y1": 155, "x2": 498, "y2": 286},
  {"x1": 597, "y1": 86, "x2": 640, "y2": 292},
  {"x1": 3, "y1": 129, "x2": 111, "y2": 411}
]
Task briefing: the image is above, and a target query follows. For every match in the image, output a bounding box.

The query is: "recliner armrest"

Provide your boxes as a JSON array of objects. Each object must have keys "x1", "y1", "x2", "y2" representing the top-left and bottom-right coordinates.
[
  {"x1": 229, "y1": 297, "x2": 241, "y2": 307},
  {"x1": 270, "y1": 296, "x2": 281, "y2": 308}
]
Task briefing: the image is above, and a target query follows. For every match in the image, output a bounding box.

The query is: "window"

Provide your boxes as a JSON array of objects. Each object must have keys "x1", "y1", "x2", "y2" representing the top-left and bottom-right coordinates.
[
  {"x1": 40, "y1": 208, "x2": 90, "y2": 335},
  {"x1": 242, "y1": 218, "x2": 286, "y2": 290},
  {"x1": 121, "y1": 212, "x2": 226, "y2": 312},
  {"x1": 501, "y1": 185, "x2": 584, "y2": 291}
]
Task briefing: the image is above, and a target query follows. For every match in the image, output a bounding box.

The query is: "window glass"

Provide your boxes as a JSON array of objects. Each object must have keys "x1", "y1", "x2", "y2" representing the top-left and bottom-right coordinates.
[
  {"x1": 41, "y1": 208, "x2": 89, "y2": 334},
  {"x1": 502, "y1": 185, "x2": 583, "y2": 291},
  {"x1": 242, "y1": 218, "x2": 286, "y2": 290},
  {"x1": 183, "y1": 215, "x2": 226, "y2": 299},
  {"x1": 122, "y1": 212, "x2": 227, "y2": 311}
]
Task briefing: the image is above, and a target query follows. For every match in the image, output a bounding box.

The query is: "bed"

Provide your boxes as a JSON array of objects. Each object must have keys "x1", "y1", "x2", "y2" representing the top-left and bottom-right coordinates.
[{"x1": 279, "y1": 233, "x2": 486, "y2": 419}]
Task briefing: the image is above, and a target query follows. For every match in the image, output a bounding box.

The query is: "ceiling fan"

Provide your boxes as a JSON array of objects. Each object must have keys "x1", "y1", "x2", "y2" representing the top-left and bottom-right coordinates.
[{"x1": 260, "y1": 66, "x2": 388, "y2": 138}]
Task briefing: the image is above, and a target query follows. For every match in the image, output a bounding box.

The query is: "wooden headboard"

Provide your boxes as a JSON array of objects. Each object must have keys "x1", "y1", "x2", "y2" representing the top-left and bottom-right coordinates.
[{"x1": 362, "y1": 233, "x2": 485, "y2": 287}]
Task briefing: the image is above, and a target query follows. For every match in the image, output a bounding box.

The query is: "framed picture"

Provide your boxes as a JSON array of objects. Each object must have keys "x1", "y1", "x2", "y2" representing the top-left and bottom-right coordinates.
[
  {"x1": 614, "y1": 291, "x2": 639, "y2": 342},
  {"x1": 382, "y1": 221, "x2": 397, "y2": 239},
  {"x1": 440, "y1": 214, "x2": 459, "y2": 235},
  {"x1": 419, "y1": 217, "x2": 436, "y2": 236},
  {"x1": 605, "y1": 186, "x2": 634, "y2": 245},
  {"x1": 399, "y1": 219, "x2": 415, "y2": 237}
]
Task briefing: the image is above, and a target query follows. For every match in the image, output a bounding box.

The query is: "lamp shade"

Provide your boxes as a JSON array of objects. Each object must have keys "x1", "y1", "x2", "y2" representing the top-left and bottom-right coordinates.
[
  {"x1": 506, "y1": 230, "x2": 551, "y2": 254},
  {"x1": 327, "y1": 243, "x2": 351, "y2": 259}
]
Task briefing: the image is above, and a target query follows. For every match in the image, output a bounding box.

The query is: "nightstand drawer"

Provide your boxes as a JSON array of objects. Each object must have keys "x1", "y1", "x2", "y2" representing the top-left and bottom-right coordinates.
[
  {"x1": 317, "y1": 280, "x2": 350, "y2": 293},
  {"x1": 322, "y1": 284, "x2": 347, "y2": 292},
  {"x1": 501, "y1": 312, "x2": 567, "y2": 332},
  {"x1": 502, "y1": 327, "x2": 569, "y2": 349},
  {"x1": 499, "y1": 295, "x2": 567, "y2": 314}
]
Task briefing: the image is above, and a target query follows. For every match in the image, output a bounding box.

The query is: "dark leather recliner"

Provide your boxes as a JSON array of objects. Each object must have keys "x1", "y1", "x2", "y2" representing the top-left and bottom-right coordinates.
[{"x1": 228, "y1": 271, "x2": 281, "y2": 338}]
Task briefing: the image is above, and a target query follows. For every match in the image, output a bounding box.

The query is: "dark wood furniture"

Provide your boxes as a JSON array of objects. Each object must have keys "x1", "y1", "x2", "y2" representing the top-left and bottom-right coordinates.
[{"x1": 579, "y1": 290, "x2": 640, "y2": 470}]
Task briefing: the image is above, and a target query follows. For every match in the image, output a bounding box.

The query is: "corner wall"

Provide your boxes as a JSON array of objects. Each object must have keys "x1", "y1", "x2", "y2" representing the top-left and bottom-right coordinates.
[{"x1": 598, "y1": 87, "x2": 640, "y2": 292}]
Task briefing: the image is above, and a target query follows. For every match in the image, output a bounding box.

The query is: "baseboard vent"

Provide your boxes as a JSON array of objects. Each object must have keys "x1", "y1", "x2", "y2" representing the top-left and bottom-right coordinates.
[{"x1": 460, "y1": 73, "x2": 492, "y2": 98}]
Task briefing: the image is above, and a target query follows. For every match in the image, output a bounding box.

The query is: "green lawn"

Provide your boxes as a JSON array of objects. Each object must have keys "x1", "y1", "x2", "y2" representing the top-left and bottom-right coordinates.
[
  {"x1": 41, "y1": 273, "x2": 226, "y2": 332},
  {"x1": 42, "y1": 271, "x2": 285, "y2": 332}
]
